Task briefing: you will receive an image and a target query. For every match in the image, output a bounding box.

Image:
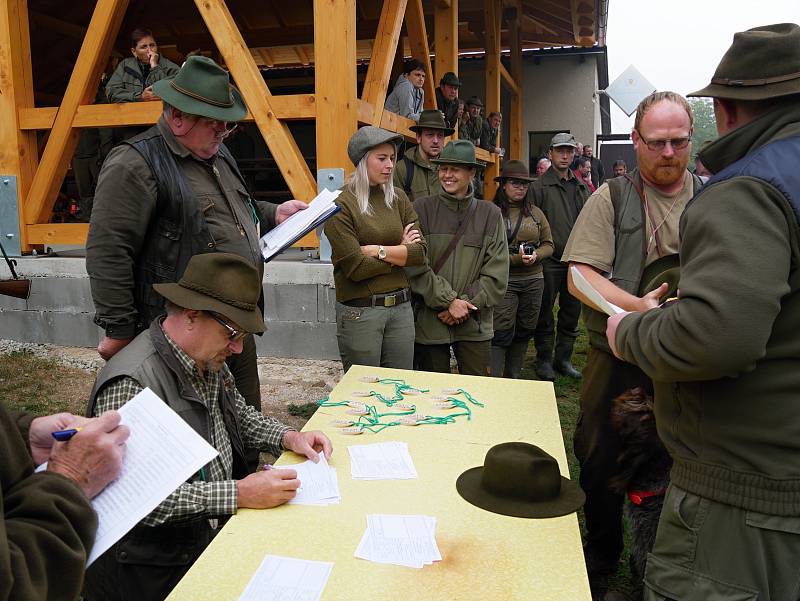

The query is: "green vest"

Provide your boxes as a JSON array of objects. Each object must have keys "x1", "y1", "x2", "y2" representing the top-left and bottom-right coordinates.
[{"x1": 582, "y1": 169, "x2": 701, "y2": 352}]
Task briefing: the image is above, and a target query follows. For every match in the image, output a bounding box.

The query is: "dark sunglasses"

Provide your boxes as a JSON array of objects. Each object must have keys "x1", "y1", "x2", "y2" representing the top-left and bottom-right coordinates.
[{"x1": 206, "y1": 312, "x2": 246, "y2": 342}]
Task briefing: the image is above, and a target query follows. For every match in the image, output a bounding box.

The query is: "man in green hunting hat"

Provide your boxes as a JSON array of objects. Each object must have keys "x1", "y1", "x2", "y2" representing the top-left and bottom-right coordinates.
[
  {"x1": 393, "y1": 108, "x2": 454, "y2": 201},
  {"x1": 606, "y1": 23, "x2": 800, "y2": 600},
  {"x1": 87, "y1": 56, "x2": 308, "y2": 470},
  {"x1": 407, "y1": 140, "x2": 508, "y2": 376},
  {"x1": 436, "y1": 71, "x2": 461, "y2": 129},
  {"x1": 83, "y1": 252, "x2": 333, "y2": 601}
]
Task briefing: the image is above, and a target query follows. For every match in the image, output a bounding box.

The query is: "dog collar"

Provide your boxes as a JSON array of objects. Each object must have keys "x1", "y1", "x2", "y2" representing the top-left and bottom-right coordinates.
[{"x1": 628, "y1": 488, "x2": 667, "y2": 505}]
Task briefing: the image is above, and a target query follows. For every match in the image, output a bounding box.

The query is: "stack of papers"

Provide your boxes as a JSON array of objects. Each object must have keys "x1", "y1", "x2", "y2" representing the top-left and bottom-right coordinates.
[
  {"x1": 355, "y1": 514, "x2": 441, "y2": 568},
  {"x1": 259, "y1": 188, "x2": 341, "y2": 261},
  {"x1": 237, "y1": 555, "x2": 333, "y2": 601},
  {"x1": 348, "y1": 441, "x2": 418, "y2": 480},
  {"x1": 276, "y1": 453, "x2": 341, "y2": 506}
]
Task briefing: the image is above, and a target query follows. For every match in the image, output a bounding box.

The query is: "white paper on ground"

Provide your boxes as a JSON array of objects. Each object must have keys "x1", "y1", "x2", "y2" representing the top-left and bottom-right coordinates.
[
  {"x1": 348, "y1": 441, "x2": 418, "y2": 480},
  {"x1": 237, "y1": 555, "x2": 334, "y2": 601},
  {"x1": 87, "y1": 388, "x2": 218, "y2": 565},
  {"x1": 354, "y1": 514, "x2": 441, "y2": 568},
  {"x1": 570, "y1": 265, "x2": 624, "y2": 316},
  {"x1": 275, "y1": 453, "x2": 341, "y2": 506}
]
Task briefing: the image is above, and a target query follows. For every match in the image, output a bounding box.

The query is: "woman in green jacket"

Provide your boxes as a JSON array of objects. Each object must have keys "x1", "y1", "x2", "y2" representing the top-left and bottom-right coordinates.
[
  {"x1": 490, "y1": 160, "x2": 554, "y2": 378},
  {"x1": 324, "y1": 127, "x2": 427, "y2": 372},
  {"x1": 106, "y1": 28, "x2": 180, "y2": 103}
]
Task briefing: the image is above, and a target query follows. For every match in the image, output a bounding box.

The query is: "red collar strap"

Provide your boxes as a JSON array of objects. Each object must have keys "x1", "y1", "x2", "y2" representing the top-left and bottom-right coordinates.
[{"x1": 628, "y1": 488, "x2": 667, "y2": 505}]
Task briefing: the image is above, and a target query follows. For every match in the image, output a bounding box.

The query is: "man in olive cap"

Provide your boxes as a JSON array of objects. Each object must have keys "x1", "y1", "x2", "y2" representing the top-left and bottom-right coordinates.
[
  {"x1": 607, "y1": 23, "x2": 800, "y2": 599},
  {"x1": 87, "y1": 56, "x2": 307, "y2": 471},
  {"x1": 393, "y1": 108, "x2": 453, "y2": 201},
  {"x1": 83, "y1": 252, "x2": 332, "y2": 601},
  {"x1": 530, "y1": 132, "x2": 590, "y2": 381},
  {"x1": 407, "y1": 140, "x2": 508, "y2": 376},
  {"x1": 435, "y1": 71, "x2": 461, "y2": 130}
]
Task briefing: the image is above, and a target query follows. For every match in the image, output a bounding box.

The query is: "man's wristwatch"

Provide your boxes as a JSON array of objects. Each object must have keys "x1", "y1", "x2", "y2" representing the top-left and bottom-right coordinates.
[{"x1": 377, "y1": 245, "x2": 387, "y2": 260}]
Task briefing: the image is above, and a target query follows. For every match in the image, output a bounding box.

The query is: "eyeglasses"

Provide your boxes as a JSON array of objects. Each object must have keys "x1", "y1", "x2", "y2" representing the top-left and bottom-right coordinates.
[
  {"x1": 636, "y1": 130, "x2": 692, "y2": 152},
  {"x1": 206, "y1": 312, "x2": 246, "y2": 342},
  {"x1": 507, "y1": 179, "x2": 530, "y2": 188},
  {"x1": 198, "y1": 117, "x2": 239, "y2": 138}
]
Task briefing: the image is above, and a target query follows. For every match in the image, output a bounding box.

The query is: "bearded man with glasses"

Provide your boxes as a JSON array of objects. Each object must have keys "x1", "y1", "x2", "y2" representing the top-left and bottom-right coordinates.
[
  {"x1": 561, "y1": 91, "x2": 703, "y2": 598},
  {"x1": 87, "y1": 57, "x2": 308, "y2": 474}
]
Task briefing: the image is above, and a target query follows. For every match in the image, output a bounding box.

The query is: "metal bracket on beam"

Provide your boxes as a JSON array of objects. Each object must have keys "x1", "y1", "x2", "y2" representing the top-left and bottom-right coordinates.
[
  {"x1": 316, "y1": 168, "x2": 345, "y2": 263},
  {"x1": 0, "y1": 176, "x2": 21, "y2": 256}
]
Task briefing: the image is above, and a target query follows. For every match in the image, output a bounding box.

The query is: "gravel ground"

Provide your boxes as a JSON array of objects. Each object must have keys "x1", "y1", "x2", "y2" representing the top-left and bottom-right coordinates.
[{"x1": 0, "y1": 339, "x2": 343, "y2": 431}]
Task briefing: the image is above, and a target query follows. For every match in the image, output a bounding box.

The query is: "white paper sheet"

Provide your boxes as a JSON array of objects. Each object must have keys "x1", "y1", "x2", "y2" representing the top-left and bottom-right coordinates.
[
  {"x1": 570, "y1": 265, "x2": 624, "y2": 316},
  {"x1": 275, "y1": 453, "x2": 341, "y2": 506},
  {"x1": 354, "y1": 514, "x2": 441, "y2": 569},
  {"x1": 348, "y1": 441, "x2": 418, "y2": 480},
  {"x1": 86, "y1": 388, "x2": 219, "y2": 565},
  {"x1": 237, "y1": 555, "x2": 334, "y2": 601},
  {"x1": 259, "y1": 189, "x2": 341, "y2": 261}
]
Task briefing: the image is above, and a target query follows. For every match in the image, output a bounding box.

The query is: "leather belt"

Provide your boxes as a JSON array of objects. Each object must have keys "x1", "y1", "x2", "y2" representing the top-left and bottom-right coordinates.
[{"x1": 343, "y1": 288, "x2": 410, "y2": 308}]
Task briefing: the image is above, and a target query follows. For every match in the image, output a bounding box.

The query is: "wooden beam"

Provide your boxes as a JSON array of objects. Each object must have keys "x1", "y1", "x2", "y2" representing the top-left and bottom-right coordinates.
[
  {"x1": 499, "y1": 63, "x2": 519, "y2": 97},
  {"x1": 18, "y1": 95, "x2": 318, "y2": 130},
  {"x1": 26, "y1": 223, "x2": 89, "y2": 246},
  {"x1": 483, "y1": 0, "x2": 502, "y2": 198},
  {"x1": 570, "y1": 0, "x2": 596, "y2": 46},
  {"x1": 0, "y1": 0, "x2": 39, "y2": 249},
  {"x1": 509, "y1": 1, "x2": 524, "y2": 161},
  {"x1": 404, "y1": 0, "x2": 436, "y2": 109},
  {"x1": 25, "y1": 0, "x2": 128, "y2": 226},
  {"x1": 28, "y1": 10, "x2": 87, "y2": 41},
  {"x1": 196, "y1": 0, "x2": 317, "y2": 203},
  {"x1": 434, "y1": 0, "x2": 458, "y2": 86},
  {"x1": 361, "y1": 0, "x2": 407, "y2": 126}
]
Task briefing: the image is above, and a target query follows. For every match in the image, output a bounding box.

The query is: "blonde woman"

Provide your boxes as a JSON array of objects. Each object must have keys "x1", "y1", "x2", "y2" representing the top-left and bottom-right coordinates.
[{"x1": 324, "y1": 127, "x2": 427, "y2": 372}]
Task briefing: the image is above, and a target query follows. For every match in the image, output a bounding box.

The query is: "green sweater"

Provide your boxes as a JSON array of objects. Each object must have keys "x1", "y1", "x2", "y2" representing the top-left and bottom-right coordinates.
[
  {"x1": 325, "y1": 186, "x2": 426, "y2": 302},
  {"x1": 408, "y1": 189, "x2": 509, "y2": 344},
  {"x1": 616, "y1": 105, "x2": 800, "y2": 516},
  {"x1": 504, "y1": 200, "x2": 554, "y2": 281},
  {"x1": 0, "y1": 405, "x2": 96, "y2": 601}
]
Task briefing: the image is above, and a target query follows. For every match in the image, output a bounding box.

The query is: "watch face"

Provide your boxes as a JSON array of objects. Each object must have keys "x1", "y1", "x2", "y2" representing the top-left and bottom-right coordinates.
[{"x1": 378, "y1": 246, "x2": 387, "y2": 259}]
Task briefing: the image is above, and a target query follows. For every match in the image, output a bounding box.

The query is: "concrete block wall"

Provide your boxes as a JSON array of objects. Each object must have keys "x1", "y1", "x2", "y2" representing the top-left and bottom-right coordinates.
[{"x1": 0, "y1": 256, "x2": 340, "y2": 360}]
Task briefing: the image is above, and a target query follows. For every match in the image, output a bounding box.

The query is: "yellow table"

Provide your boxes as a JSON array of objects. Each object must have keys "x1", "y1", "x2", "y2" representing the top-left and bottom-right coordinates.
[{"x1": 166, "y1": 366, "x2": 590, "y2": 601}]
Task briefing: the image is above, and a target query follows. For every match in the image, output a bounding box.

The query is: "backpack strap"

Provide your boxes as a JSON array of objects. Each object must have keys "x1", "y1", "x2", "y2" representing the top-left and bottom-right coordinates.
[{"x1": 403, "y1": 156, "x2": 415, "y2": 196}]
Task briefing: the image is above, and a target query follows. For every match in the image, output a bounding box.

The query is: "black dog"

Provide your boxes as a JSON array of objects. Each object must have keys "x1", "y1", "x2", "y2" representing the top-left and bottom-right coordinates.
[{"x1": 608, "y1": 387, "x2": 672, "y2": 599}]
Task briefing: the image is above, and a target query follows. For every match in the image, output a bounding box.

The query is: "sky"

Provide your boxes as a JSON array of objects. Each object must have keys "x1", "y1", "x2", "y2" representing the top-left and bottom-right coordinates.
[{"x1": 604, "y1": 0, "x2": 800, "y2": 133}]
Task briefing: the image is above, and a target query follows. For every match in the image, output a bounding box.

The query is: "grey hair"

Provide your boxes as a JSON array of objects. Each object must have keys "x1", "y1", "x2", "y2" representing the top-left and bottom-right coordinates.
[{"x1": 346, "y1": 150, "x2": 396, "y2": 215}]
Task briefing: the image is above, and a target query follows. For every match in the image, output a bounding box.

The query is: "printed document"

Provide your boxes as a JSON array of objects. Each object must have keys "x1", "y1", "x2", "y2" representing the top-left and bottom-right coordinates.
[
  {"x1": 238, "y1": 555, "x2": 333, "y2": 601},
  {"x1": 275, "y1": 453, "x2": 341, "y2": 506},
  {"x1": 355, "y1": 514, "x2": 441, "y2": 568},
  {"x1": 348, "y1": 441, "x2": 418, "y2": 480}
]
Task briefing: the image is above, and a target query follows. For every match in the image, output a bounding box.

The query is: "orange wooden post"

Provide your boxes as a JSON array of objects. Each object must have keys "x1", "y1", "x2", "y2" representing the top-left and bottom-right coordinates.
[
  {"x1": 404, "y1": 0, "x2": 436, "y2": 109},
  {"x1": 509, "y1": 1, "x2": 524, "y2": 162},
  {"x1": 483, "y1": 0, "x2": 502, "y2": 199},
  {"x1": 362, "y1": 0, "x2": 408, "y2": 126}
]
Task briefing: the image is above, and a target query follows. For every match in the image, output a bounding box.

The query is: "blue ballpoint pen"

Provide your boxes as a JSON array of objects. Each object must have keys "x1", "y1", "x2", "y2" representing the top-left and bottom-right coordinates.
[{"x1": 51, "y1": 427, "x2": 82, "y2": 441}]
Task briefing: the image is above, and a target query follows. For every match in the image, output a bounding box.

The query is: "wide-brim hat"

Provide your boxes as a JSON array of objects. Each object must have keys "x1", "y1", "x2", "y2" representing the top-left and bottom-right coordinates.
[
  {"x1": 153, "y1": 252, "x2": 265, "y2": 334},
  {"x1": 466, "y1": 95, "x2": 483, "y2": 108},
  {"x1": 637, "y1": 253, "x2": 680, "y2": 301},
  {"x1": 689, "y1": 23, "x2": 800, "y2": 101},
  {"x1": 430, "y1": 139, "x2": 483, "y2": 168},
  {"x1": 152, "y1": 55, "x2": 248, "y2": 121},
  {"x1": 347, "y1": 126, "x2": 403, "y2": 166},
  {"x1": 495, "y1": 159, "x2": 535, "y2": 182},
  {"x1": 457, "y1": 442, "x2": 585, "y2": 518},
  {"x1": 409, "y1": 109, "x2": 455, "y2": 136}
]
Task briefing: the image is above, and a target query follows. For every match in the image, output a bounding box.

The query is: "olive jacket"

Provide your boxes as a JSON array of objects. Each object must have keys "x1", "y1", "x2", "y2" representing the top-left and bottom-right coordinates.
[
  {"x1": 392, "y1": 146, "x2": 440, "y2": 201},
  {"x1": 106, "y1": 56, "x2": 180, "y2": 103}
]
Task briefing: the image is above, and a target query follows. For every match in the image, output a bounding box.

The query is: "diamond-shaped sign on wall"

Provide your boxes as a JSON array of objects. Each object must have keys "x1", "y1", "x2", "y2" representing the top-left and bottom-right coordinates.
[{"x1": 605, "y1": 65, "x2": 657, "y2": 117}]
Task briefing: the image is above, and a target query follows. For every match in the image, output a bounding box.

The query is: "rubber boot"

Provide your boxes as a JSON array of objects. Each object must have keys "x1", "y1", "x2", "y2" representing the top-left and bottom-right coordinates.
[
  {"x1": 554, "y1": 338, "x2": 582, "y2": 379},
  {"x1": 489, "y1": 345, "x2": 507, "y2": 377},
  {"x1": 505, "y1": 340, "x2": 529, "y2": 379}
]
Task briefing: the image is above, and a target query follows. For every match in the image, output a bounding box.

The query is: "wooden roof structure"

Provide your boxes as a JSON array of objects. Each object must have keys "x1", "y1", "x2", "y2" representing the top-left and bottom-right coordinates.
[{"x1": 0, "y1": 0, "x2": 607, "y2": 251}]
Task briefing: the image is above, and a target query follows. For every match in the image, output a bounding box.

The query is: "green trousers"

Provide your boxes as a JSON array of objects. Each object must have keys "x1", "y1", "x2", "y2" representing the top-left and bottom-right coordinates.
[
  {"x1": 644, "y1": 484, "x2": 800, "y2": 600},
  {"x1": 415, "y1": 340, "x2": 491, "y2": 376},
  {"x1": 335, "y1": 301, "x2": 414, "y2": 372}
]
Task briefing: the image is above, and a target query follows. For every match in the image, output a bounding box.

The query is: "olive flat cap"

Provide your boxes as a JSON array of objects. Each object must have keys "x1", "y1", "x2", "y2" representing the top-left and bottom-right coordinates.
[{"x1": 347, "y1": 126, "x2": 403, "y2": 166}]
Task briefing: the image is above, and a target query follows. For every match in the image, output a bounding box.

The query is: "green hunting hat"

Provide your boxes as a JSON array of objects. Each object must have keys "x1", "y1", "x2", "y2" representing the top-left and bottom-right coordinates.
[
  {"x1": 550, "y1": 132, "x2": 577, "y2": 148},
  {"x1": 152, "y1": 56, "x2": 248, "y2": 121},
  {"x1": 495, "y1": 159, "x2": 535, "y2": 182},
  {"x1": 347, "y1": 126, "x2": 403, "y2": 166},
  {"x1": 637, "y1": 253, "x2": 680, "y2": 303},
  {"x1": 466, "y1": 95, "x2": 483, "y2": 107},
  {"x1": 409, "y1": 109, "x2": 455, "y2": 136},
  {"x1": 430, "y1": 139, "x2": 483, "y2": 168},
  {"x1": 153, "y1": 253, "x2": 265, "y2": 334},
  {"x1": 457, "y1": 442, "x2": 585, "y2": 518},
  {"x1": 689, "y1": 23, "x2": 800, "y2": 101},
  {"x1": 439, "y1": 71, "x2": 461, "y2": 87}
]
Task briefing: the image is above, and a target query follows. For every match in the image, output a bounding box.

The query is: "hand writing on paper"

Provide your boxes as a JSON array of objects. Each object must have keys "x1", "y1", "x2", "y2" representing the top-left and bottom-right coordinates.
[
  {"x1": 29, "y1": 412, "x2": 91, "y2": 465},
  {"x1": 237, "y1": 468, "x2": 300, "y2": 508}
]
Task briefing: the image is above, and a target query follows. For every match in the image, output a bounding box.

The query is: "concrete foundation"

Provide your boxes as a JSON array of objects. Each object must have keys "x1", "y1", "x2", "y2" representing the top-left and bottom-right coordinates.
[{"x1": 0, "y1": 250, "x2": 340, "y2": 360}]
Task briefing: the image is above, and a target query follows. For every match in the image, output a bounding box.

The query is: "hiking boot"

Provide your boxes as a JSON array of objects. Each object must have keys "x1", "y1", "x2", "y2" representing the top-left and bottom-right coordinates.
[
  {"x1": 535, "y1": 360, "x2": 556, "y2": 381},
  {"x1": 554, "y1": 359, "x2": 582, "y2": 379}
]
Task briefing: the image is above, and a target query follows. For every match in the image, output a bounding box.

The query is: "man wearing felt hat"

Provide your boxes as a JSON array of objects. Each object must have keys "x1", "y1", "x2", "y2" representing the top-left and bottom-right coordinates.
[
  {"x1": 458, "y1": 96, "x2": 485, "y2": 146},
  {"x1": 83, "y1": 252, "x2": 332, "y2": 601},
  {"x1": 86, "y1": 56, "x2": 307, "y2": 472},
  {"x1": 393, "y1": 108, "x2": 454, "y2": 201},
  {"x1": 606, "y1": 23, "x2": 800, "y2": 599},
  {"x1": 435, "y1": 71, "x2": 461, "y2": 130},
  {"x1": 407, "y1": 140, "x2": 508, "y2": 376},
  {"x1": 561, "y1": 91, "x2": 702, "y2": 597}
]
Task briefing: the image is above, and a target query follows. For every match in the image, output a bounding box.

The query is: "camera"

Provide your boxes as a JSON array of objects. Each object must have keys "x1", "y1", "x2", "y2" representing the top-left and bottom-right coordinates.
[{"x1": 521, "y1": 241, "x2": 540, "y2": 255}]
